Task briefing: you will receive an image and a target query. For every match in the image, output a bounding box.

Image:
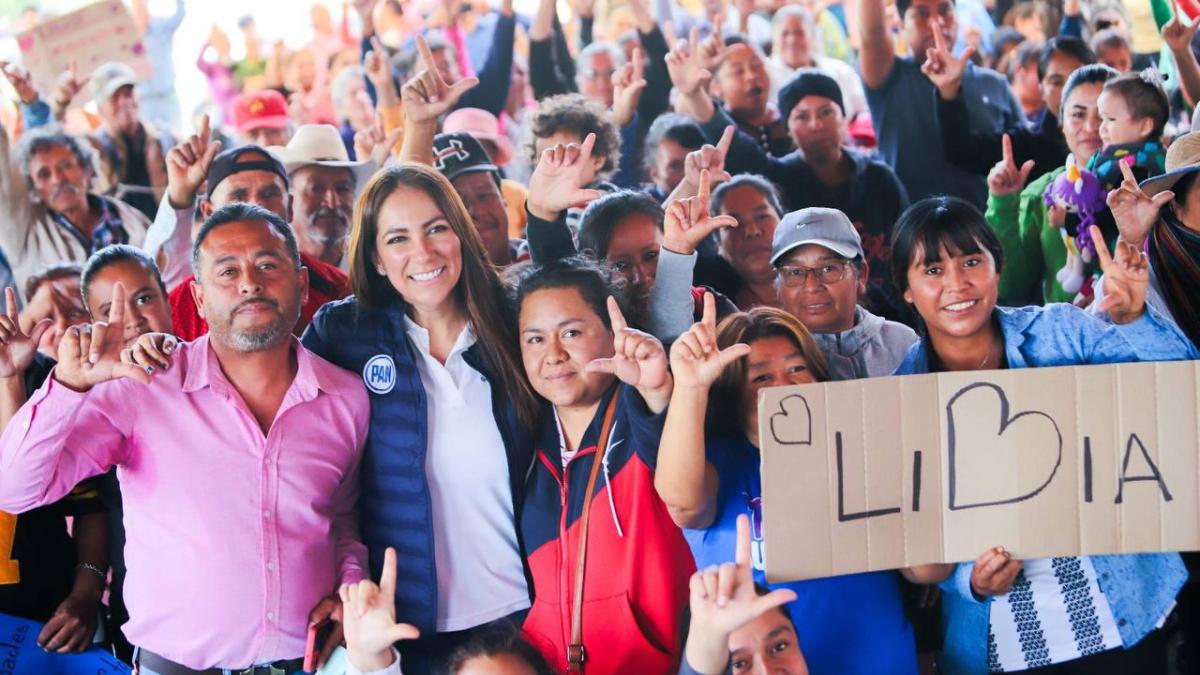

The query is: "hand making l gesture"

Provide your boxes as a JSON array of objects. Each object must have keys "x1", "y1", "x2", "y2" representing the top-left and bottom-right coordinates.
[
  {"x1": 526, "y1": 132, "x2": 604, "y2": 221},
  {"x1": 53, "y1": 284, "x2": 154, "y2": 392},
  {"x1": 585, "y1": 297, "x2": 672, "y2": 413},
  {"x1": 0, "y1": 288, "x2": 50, "y2": 380},
  {"x1": 402, "y1": 34, "x2": 479, "y2": 124},
  {"x1": 664, "y1": 167, "x2": 738, "y2": 255},
  {"x1": 1105, "y1": 158, "x2": 1173, "y2": 249},
  {"x1": 1093, "y1": 224, "x2": 1151, "y2": 324},
  {"x1": 669, "y1": 293, "x2": 750, "y2": 389},
  {"x1": 986, "y1": 134, "x2": 1035, "y2": 197}
]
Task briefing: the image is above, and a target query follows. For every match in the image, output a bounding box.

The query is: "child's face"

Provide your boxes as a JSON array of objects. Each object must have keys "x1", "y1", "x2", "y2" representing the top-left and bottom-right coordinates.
[{"x1": 1098, "y1": 90, "x2": 1153, "y2": 147}]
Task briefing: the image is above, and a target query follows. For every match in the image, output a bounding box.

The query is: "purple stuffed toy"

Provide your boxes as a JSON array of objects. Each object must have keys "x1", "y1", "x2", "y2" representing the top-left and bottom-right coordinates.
[
  {"x1": 1043, "y1": 156, "x2": 1107, "y2": 260},
  {"x1": 1043, "y1": 156, "x2": 1107, "y2": 300}
]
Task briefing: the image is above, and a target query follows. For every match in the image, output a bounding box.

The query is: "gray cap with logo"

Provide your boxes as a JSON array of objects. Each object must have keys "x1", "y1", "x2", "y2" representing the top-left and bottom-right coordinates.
[{"x1": 770, "y1": 207, "x2": 863, "y2": 266}]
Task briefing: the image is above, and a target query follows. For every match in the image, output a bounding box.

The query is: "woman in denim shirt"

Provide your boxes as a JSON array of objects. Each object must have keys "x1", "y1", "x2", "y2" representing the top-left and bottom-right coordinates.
[{"x1": 889, "y1": 196, "x2": 1198, "y2": 675}]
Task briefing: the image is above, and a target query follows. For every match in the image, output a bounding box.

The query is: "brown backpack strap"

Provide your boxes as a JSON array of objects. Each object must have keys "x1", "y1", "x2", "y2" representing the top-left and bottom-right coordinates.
[{"x1": 566, "y1": 393, "x2": 620, "y2": 672}]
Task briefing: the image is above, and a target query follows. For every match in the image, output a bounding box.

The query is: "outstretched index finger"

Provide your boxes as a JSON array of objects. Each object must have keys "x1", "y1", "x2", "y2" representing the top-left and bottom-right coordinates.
[{"x1": 607, "y1": 295, "x2": 628, "y2": 332}]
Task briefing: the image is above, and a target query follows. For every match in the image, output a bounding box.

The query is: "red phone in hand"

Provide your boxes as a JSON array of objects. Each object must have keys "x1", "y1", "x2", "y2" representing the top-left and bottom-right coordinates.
[{"x1": 303, "y1": 619, "x2": 332, "y2": 673}]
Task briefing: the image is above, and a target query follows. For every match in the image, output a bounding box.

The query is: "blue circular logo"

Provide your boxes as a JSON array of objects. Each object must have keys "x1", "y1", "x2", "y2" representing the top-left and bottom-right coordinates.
[{"x1": 362, "y1": 354, "x2": 396, "y2": 394}]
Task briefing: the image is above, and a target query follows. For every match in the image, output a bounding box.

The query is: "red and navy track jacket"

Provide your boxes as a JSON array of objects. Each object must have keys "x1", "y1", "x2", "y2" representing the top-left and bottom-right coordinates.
[{"x1": 521, "y1": 384, "x2": 695, "y2": 674}]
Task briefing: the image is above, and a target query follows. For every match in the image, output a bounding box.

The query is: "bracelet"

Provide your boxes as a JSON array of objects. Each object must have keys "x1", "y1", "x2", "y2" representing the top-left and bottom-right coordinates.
[{"x1": 76, "y1": 562, "x2": 108, "y2": 581}]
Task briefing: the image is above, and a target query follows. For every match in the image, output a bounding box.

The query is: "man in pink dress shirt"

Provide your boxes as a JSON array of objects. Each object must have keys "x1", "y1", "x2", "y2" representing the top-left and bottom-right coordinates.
[{"x1": 0, "y1": 203, "x2": 370, "y2": 674}]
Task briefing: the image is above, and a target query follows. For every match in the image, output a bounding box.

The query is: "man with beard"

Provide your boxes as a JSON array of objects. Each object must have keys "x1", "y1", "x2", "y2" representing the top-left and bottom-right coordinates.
[
  {"x1": 17, "y1": 62, "x2": 175, "y2": 221},
  {"x1": 0, "y1": 202, "x2": 370, "y2": 674},
  {"x1": 141, "y1": 121, "x2": 353, "y2": 339},
  {"x1": 143, "y1": 127, "x2": 350, "y2": 336},
  {"x1": 269, "y1": 125, "x2": 372, "y2": 268},
  {"x1": 0, "y1": 113, "x2": 151, "y2": 302}
]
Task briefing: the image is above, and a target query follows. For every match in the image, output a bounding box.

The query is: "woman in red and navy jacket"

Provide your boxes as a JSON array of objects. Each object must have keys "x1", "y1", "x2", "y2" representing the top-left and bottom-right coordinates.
[{"x1": 509, "y1": 255, "x2": 695, "y2": 674}]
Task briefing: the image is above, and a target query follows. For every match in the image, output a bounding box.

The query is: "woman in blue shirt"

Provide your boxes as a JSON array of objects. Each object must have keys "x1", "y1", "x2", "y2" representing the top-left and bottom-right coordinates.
[
  {"x1": 889, "y1": 196, "x2": 1199, "y2": 675},
  {"x1": 655, "y1": 294, "x2": 923, "y2": 675}
]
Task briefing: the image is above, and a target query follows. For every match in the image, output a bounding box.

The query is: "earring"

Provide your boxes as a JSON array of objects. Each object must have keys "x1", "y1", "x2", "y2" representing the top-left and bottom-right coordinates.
[{"x1": 376, "y1": 266, "x2": 386, "y2": 276}]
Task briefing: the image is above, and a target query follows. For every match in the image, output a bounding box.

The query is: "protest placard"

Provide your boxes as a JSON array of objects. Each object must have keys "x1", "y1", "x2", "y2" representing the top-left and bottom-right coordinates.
[
  {"x1": 14, "y1": 0, "x2": 151, "y2": 104},
  {"x1": 759, "y1": 360, "x2": 1200, "y2": 582},
  {"x1": 0, "y1": 612, "x2": 130, "y2": 675}
]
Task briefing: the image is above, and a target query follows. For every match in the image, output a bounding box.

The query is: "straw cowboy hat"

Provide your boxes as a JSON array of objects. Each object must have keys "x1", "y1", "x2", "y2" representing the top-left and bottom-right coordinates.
[{"x1": 267, "y1": 124, "x2": 377, "y2": 187}]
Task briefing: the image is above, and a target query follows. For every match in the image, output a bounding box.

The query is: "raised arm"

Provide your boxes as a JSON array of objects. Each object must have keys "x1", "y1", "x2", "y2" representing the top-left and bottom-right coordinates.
[
  {"x1": 0, "y1": 116, "x2": 39, "y2": 262},
  {"x1": 529, "y1": 0, "x2": 575, "y2": 99},
  {"x1": 859, "y1": 0, "x2": 896, "y2": 90},
  {"x1": 655, "y1": 293, "x2": 747, "y2": 528},
  {"x1": 456, "y1": 0, "x2": 516, "y2": 116},
  {"x1": 0, "y1": 288, "x2": 50, "y2": 429},
  {"x1": 398, "y1": 35, "x2": 479, "y2": 166},
  {"x1": 525, "y1": 133, "x2": 603, "y2": 262},
  {"x1": 0, "y1": 286, "x2": 153, "y2": 513},
  {"x1": 1163, "y1": 0, "x2": 1200, "y2": 106},
  {"x1": 666, "y1": 26, "x2": 723, "y2": 124},
  {"x1": 652, "y1": 164, "x2": 736, "y2": 342}
]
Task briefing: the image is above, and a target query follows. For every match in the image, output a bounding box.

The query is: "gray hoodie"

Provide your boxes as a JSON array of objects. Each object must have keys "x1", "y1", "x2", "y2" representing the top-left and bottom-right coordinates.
[{"x1": 813, "y1": 305, "x2": 918, "y2": 380}]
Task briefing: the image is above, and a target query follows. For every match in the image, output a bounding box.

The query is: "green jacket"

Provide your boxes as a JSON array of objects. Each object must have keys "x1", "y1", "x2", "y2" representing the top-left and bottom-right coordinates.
[{"x1": 986, "y1": 168, "x2": 1082, "y2": 305}]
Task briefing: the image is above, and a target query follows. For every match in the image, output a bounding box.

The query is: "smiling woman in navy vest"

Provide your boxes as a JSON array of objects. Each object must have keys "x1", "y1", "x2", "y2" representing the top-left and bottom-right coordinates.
[{"x1": 302, "y1": 163, "x2": 540, "y2": 675}]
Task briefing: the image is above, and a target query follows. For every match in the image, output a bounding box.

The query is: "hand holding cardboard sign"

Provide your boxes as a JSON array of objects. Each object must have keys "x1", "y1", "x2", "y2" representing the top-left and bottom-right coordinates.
[{"x1": 969, "y1": 546, "x2": 1022, "y2": 598}]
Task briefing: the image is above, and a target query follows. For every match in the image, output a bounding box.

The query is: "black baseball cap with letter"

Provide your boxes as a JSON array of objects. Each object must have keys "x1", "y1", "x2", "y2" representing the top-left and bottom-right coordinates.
[{"x1": 432, "y1": 132, "x2": 500, "y2": 181}]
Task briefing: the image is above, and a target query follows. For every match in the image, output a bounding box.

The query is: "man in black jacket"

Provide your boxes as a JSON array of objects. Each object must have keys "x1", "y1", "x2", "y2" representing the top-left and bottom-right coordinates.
[{"x1": 935, "y1": 36, "x2": 1095, "y2": 182}]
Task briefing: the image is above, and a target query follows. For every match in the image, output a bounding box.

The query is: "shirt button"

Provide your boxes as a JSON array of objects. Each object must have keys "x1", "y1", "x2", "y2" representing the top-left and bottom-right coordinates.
[
  {"x1": 267, "y1": 612, "x2": 275, "y2": 621},
  {"x1": 267, "y1": 561, "x2": 276, "y2": 571},
  {"x1": 265, "y1": 458, "x2": 274, "y2": 465},
  {"x1": 263, "y1": 511, "x2": 272, "y2": 518}
]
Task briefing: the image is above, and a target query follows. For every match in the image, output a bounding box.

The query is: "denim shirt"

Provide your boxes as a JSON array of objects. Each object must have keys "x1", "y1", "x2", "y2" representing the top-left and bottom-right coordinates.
[{"x1": 893, "y1": 303, "x2": 1199, "y2": 675}]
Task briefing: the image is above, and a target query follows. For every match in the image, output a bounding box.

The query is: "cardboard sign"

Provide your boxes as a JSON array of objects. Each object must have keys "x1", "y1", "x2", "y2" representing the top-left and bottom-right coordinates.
[
  {"x1": 758, "y1": 361, "x2": 1200, "y2": 582},
  {"x1": 0, "y1": 613, "x2": 131, "y2": 674},
  {"x1": 14, "y1": 0, "x2": 151, "y2": 104}
]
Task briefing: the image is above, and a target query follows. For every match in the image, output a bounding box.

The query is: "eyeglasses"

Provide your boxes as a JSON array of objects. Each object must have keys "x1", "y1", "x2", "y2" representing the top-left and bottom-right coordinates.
[{"x1": 777, "y1": 261, "x2": 852, "y2": 287}]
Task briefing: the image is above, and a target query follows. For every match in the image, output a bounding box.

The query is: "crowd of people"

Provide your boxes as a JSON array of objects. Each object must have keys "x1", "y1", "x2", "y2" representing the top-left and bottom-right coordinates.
[{"x1": 0, "y1": 0, "x2": 1199, "y2": 672}]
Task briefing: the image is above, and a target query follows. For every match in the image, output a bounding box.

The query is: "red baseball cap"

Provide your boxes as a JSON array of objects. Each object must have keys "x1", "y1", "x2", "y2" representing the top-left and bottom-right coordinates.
[{"x1": 231, "y1": 90, "x2": 291, "y2": 134}]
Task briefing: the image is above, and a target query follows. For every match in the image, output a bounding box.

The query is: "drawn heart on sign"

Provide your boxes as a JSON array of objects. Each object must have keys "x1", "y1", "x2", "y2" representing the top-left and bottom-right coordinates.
[
  {"x1": 946, "y1": 382, "x2": 1062, "y2": 510},
  {"x1": 768, "y1": 394, "x2": 812, "y2": 446}
]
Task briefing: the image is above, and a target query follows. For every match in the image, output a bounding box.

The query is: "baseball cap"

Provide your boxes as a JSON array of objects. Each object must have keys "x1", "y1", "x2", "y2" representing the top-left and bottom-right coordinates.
[
  {"x1": 231, "y1": 90, "x2": 291, "y2": 134},
  {"x1": 442, "y1": 108, "x2": 516, "y2": 166},
  {"x1": 770, "y1": 207, "x2": 863, "y2": 266},
  {"x1": 207, "y1": 145, "x2": 290, "y2": 197},
  {"x1": 91, "y1": 62, "x2": 138, "y2": 103},
  {"x1": 432, "y1": 132, "x2": 499, "y2": 181}
]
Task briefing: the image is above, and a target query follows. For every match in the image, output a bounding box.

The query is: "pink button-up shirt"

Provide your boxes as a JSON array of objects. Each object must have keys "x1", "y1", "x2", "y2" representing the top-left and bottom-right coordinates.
[{"x1": 0, "y1": 336, "x2": 370, "y2": 670}]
